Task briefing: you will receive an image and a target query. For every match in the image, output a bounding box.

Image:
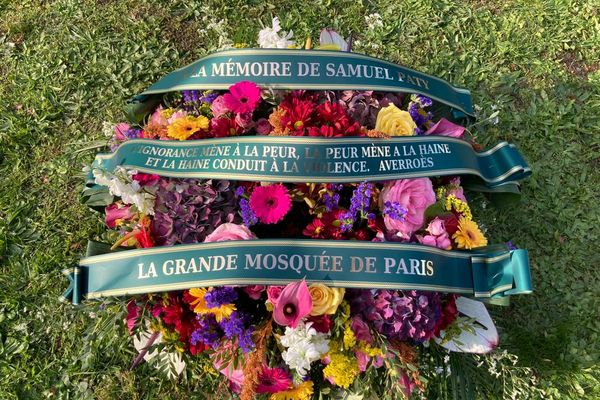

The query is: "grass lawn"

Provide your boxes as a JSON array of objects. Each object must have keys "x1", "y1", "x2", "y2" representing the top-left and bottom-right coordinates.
[{"x1": 0, "y1": 0, "x2": 599, "y2": 398}]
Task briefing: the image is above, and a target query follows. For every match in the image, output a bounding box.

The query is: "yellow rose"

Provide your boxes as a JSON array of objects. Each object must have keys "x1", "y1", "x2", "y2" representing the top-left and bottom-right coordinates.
[
  {"x1": 374, "y1": 104, "x2": 416, "y2": 136},
  {"x1": 309, "y1": 284, "x2": 345, "y2": 316}
]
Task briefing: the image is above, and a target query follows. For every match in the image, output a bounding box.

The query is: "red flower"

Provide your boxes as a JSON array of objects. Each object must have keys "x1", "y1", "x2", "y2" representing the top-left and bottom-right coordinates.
[
  {"x1": 256, "y1": 366, "x2": 293, "y2": 393},
  {"x1": 211, "y1": 117, "x2": 243, "y2": 137},
  {"x1": 303, "y1": 218, "x2": 326, "y2": 238},
  {"x1": 279, "y1": 98, "x2": 315, "y2": 134},
  {"x1": 307, "y1": 314, "x2": 333, "y2": 333},
  {"x1": 134, "y1": 217, "x2": 154, "y2": 248}
]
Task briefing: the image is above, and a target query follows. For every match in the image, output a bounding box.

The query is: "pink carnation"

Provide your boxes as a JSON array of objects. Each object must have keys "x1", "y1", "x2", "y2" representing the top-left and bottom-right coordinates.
[
  {"x1": 249, "y1": 184, "x2": 292, "y2": 224},
  {"x1": 222, "y1": 81, "x2": 261, "y2": 114},
  {"x1": 380, "y1": 178, "x2": 436, "y2": 237},
  {"x1": 203, "y1": 223, "x2": 256, "y2": 242}
]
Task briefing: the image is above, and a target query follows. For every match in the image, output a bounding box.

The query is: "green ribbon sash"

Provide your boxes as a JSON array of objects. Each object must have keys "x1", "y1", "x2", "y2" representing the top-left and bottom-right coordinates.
[
  {"x1": 128, "y1": 49, "x2": 474, "y2": 121},
  {"x1": 61, "y1": 240, "x2": 532, "y2": 305},
  {"x1": 92, "y1": 136, "x2": 530, "y2": 191}
]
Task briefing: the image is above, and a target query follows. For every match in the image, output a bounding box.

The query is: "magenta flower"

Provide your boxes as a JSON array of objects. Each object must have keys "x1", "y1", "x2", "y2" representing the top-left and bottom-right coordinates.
[
  {"x1": 249, "y1": 184, "x2": 292, "y2": 224},
  {"x1": 425, "y1": 117, "x2": 465, "y2": 138},
  {"x1": 256, "y1": 366, "x2": 292, "y2": 393},
  {"x1": 222, "y1": 81, "x2": 261, "y2": 114},
  {"x1": 243, "y1": 285, "x2": 266, "y2": 300},
  {"x1": 273, "y1": 280, "x2": 313, "y2": 328}
]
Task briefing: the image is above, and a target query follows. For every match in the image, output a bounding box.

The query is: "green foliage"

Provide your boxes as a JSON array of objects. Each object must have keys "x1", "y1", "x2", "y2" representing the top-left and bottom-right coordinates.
[{"x1": 0, "y1": 0, "x2": 599, "y2": 398}]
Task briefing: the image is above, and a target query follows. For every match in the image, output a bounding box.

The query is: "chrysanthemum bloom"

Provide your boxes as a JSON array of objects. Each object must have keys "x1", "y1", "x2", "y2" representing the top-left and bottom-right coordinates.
[
  {"x1": 167, "y1": 115, "x2": 209, "y2": 140},
  {"x1": 256, "y1": 366, "x2": 292, "y2": 394},
  {"x1": 452, "y1": 217, "x2": 487, "y2": 249},
  {"x1": 222, "y1": 81, "x2": 261, "y2": 114},
  {"x1": 249, "y1": 184, "x2": 292, "y2": 224}
]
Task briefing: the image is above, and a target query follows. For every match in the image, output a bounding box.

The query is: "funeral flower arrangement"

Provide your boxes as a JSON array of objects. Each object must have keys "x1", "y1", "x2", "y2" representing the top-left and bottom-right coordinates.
[{"x1": 81, "y1": 19, "x2": 520, "y2": 400}]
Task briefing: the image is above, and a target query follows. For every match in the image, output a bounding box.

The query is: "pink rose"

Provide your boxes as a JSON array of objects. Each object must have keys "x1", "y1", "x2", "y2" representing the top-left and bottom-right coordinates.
[
  {"x1": 255, "y1": 118, "x2": 272, "y2": 135},
  {"x1": 243, "y1": 285, "x2": 265, "y2": 300},
  {"x1": 267, "y1": 286, "x2": 284, "y2": 306},
  {"x1": 425, "y1": 118, "x2": 465, "y2": 138},
  {"x1": 211, "y1": 95, "x2": 230, "y2": 118},
  {"x1": 114, "y1": 122, "x2": 130, "y2": 141},
  {"x1": 235, "y1": 112, "x2": 254, "y2": 130},
  {"x1": 418, "y1": 217, "x2": 452, "y2": 250},
  {"x1": 203, "y1": 223, "x2": 256, "y2": 243},
  {"x1": 380, "y1": 178, "x2": 436, "y2": 237}
]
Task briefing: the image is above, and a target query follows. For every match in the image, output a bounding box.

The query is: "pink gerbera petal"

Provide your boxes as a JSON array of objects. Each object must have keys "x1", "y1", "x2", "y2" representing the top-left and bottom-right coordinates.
[
  {"x1": 249, "y1": 184, "x2": 292, "y2": 224},
  {"x1": 222, "y1": 81, "x2": 261, "y2": 114}
]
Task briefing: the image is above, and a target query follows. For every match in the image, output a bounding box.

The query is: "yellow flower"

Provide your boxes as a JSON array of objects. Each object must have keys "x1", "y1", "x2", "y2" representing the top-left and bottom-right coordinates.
[
  {"x1": 322, "y1": 353, "x2": 359, "y2": 389},
  {"x1": 186, "y1": 288, "x2": 236, "y2": 321},
  {"x1": 453, "y1": 217, "x2": 488, "y2": 250},
  {"x1": 343, "y1": 323, "x2": 356, "y2": 349},
  {"x1": 308, "y1": 284, "x2": 345, "y2": 316},
  {"x1": 167, "y1": 115, "x2": 209, "y2": 140},
  {"x1": 270, "y1": 381, "x2": 314, "y2": 400},
  {"x1": 375, "y1": 104, "x2": 416, "y2": 136}
]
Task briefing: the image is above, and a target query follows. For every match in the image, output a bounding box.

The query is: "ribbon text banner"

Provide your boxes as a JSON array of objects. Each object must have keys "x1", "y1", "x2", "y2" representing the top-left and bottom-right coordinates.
[{"x1": 61, "y1": 240, "x2": 532, "y2": 305}]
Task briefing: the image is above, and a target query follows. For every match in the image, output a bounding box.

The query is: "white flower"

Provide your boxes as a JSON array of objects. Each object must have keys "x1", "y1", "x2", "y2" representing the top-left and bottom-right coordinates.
[
  {"x1": 257, "y1": 17, "x2": 295, "y2": 48},
  {"x1": 279, "y1": 322, "x2": 329, "y2": 377},
  {"x1": 92, "y1": 167, "x2": 156, "y2": 215},
  {"x1": 365, "y1": 13, "x2": 383, "y2": 30}
]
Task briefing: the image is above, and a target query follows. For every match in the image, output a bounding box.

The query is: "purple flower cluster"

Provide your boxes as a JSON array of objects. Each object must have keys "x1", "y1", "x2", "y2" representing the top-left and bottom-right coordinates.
[
  {"x1": 340, "y1": 182, "x2": 374, "y2": 232},
  {"x1": 383, "y1": 201, "x2": 408, "y2": 221},
  {"x1": 182, "y1": 90, "x2": 219, "y2": 104},
  {"x1": 191, "y1": 311, "x2": 255, "y2": 353},
  {"x1": 152, "y1": 179, "x2": 240, "y2": 245},
  {"x1": 191, "y1": 314, "x2": 221, "y2": 348},
  {"x1": 205, "y1": 287, "x2": 238, "y2": 308},
  {"x1": 219, "y1": 311, "x2": 255, "y2": 353},
  {"x1": 408, "y1": 94, "x2": 434, "y2": 134},
  {"x1": 348, "y1": 289, "x2": 442, "y2": 342}
]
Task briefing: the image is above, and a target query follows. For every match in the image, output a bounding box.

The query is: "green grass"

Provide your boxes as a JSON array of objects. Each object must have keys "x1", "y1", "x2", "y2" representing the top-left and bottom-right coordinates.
[{"x1": 1, "y1": 0, "x2": 599, "y2": 398}]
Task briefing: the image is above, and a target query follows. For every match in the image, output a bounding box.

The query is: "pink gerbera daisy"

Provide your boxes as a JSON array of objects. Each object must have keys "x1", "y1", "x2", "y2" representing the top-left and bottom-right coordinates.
[
  {"x1": 256, "y1": 366, "x2": 292, "y2": 394},
  {"x1": 249, "y1": 184, "x2": 292, "y2": 224},
  {"x1": 222, "y1": 81, "x2": 261, "y2": 114}
]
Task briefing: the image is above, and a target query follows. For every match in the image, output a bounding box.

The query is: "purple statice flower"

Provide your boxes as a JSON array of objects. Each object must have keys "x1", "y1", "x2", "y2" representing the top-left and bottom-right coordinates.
[
  {"x1": 506, "y1": 241, "x2": 518, "y2": 250},
  {"x1": 219, "y1": 311, "x2": 255, "y2": 353},
  {"x1": 235, "y1": 186, "x2": 245, "y2": 197},
  {"x1": 152, "y1": 179, "x2": 240, "y2": 246},
  {"x1": 124, "y1": 127, "x2": 143, "y2": 139},
  {"x1": 204, "y1": 287, "x2": 238, "y2": 308},
  {"x1": 408, "y1": 94, "x2": 434, "y2": 134},
  {"x1": 199, "y1": 91, "x2": 219, "y2": 104},
  {"x1": 383, "y1": 201, "x2": 408, "y2": 221},
  {"x1": 340, "y1": 182, "x2": 373, "y2": 232},
  {"x1": 182, "y1": 90, "x2": 199, "y2": 103},
  {"x1": 348, "y1": 289, "x2": 443, "y2": 342},
  {"x1": 191, "y1": 314, "x2": 222, "y2": 349},
  {"x1": 339, "y1": 182, "x2": 373, "y2": 232},
  {"x1": 240, "y1": 198, "x2": 258, "y2": 226},
  {"x1": 323, "y1": 192, "x2": 340, "y2": 212}
]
